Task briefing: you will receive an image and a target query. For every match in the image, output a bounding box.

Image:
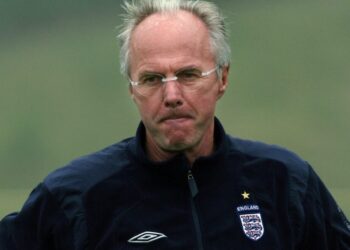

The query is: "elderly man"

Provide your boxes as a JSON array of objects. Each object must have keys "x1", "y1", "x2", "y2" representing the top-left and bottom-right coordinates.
[{"x1": 1, "y1": 0, "x2": 349, "y2": 249}]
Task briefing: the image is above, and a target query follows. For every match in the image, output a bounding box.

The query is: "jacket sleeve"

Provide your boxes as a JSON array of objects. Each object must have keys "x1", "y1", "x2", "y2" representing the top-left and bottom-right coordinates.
[
  {"x1": 297, "y1": 166, "x2": 350, "y2": 249},
  {"x1": 0, "y1": 183, "x2": 71, "y2": 250}
]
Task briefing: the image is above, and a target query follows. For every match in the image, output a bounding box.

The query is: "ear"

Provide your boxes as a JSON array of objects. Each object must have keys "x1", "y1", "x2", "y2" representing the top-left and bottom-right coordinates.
[
  {"x1": 217, "y1": 65, "x2": 229, "y2": 99},
  {"x1": 129, "y1": 85, "x2": 136, "y2": 102}
]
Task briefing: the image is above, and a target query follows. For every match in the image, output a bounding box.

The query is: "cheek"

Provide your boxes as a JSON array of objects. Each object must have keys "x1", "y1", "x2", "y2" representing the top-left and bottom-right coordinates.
[
  {"x1": 197, "y1": 98, "x2": 217, "y2": 117},
  {"x1": 133, "y1": 95, "x2": 160, "y2": 120},
  {"x1": 187, "y1": 85, "x2": 219, "y2": 113}
]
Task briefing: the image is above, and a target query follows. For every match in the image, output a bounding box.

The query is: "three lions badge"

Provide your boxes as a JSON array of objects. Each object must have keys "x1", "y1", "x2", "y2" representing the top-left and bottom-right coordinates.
[{"x1": 236, "y1": 191, "x2": 264, "y2": 241}]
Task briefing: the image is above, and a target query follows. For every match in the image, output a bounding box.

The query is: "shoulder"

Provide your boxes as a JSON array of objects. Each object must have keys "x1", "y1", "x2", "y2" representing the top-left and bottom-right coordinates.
[
  {"x1": 226, "y1": 135, "x2": 310, "y2": 196},
  {"x1": 227, "y1": 136, "x2": 306, "y2": 167},
  {"x1": 227, "y1": 135, "x2": 310, "y2": 174},
  {"x1": 43, "y1": 137, "x2": 134, "y2": 197}
]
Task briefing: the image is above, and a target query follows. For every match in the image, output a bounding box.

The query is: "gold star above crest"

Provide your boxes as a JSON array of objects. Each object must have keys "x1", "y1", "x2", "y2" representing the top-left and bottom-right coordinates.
[{"x1": 241, "y1": 191, "x2": 250, "y2": 200}]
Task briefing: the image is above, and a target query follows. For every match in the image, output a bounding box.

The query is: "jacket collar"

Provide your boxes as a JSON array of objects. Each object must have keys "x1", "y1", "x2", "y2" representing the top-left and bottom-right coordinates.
[{"x1": 127, "y1": 117, "x2": 230, "y2": 185}]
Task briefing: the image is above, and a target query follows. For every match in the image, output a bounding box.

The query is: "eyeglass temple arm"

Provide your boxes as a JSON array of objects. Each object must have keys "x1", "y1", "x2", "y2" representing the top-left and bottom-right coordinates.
[{"x1": 201, "y1": 66, "x2": 219, "y2": 77}]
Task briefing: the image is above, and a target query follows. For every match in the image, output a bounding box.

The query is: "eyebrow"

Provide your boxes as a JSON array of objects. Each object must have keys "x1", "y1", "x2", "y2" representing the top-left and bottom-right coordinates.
[
  {"x1": 137, "y1": 65, "x2": 201, "y2": 78},
  {"x1": 175, "y1": 65, "x2": 201, "y2": 74},
  {"x1": 138, "y1": 71, "x2": 164, "y2": 78}
]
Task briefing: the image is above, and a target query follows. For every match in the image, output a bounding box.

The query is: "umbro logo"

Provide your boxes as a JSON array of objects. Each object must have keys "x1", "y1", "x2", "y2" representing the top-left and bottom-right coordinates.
[{"x1": 128, "y1": 231, "x2": 167, "y2": 244}]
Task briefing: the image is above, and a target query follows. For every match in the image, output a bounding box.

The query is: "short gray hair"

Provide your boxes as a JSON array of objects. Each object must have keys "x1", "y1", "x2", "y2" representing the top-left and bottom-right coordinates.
[{"x1": 118, "y1": 0, "x2": 231, "y2": 76}]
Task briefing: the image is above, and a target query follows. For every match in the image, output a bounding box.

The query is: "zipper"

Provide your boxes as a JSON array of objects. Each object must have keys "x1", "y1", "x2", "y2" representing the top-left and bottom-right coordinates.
[{"x1": 187, "y1": 170, "x2": 204, "y2": 250}]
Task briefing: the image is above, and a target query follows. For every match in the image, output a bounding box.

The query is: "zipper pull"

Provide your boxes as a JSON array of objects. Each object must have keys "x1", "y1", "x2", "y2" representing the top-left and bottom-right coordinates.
[{"x1": 187, "y1": 170, "x2": 198, "y2": 198}]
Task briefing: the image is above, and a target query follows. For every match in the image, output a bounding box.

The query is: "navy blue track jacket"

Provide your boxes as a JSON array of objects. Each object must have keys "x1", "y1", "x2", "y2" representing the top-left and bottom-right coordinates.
[{"x1": 1, "y1": 119, "x2": 350, "y2": 249}]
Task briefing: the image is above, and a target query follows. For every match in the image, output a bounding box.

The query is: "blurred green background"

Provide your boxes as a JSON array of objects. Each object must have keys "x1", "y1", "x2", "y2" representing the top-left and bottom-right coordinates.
[{"x1": 1, "y1": 0, "x2": 349, "y2": 219}]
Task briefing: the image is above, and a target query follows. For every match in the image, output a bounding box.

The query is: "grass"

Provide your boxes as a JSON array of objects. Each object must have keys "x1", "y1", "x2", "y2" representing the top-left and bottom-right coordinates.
[
  {"x1": 0, "y1": 189, "x2": 31, "y2": 219},
  {"x1": 331, "y1": 188, "x2": 350, "y2": 217}
]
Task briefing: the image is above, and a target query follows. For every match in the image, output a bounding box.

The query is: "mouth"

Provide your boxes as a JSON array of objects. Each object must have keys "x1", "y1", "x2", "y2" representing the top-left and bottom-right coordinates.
[{"x1": 159, "y1": 114, "x2": 193, "y2": 124}]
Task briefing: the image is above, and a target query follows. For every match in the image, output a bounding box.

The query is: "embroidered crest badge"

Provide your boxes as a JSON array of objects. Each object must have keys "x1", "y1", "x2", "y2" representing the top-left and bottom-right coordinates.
[
  {"x1": 239, "y1": 212, "x2": 264, "y2": 241},
  {"x1": 236, "y1": 204, "x2": 264, "y2": 241}
]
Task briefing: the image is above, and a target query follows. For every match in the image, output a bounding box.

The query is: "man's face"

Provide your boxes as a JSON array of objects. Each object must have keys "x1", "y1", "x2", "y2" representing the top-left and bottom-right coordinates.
[{"x1": 129, "y1": 11, "x2": 228, "y2": 156}]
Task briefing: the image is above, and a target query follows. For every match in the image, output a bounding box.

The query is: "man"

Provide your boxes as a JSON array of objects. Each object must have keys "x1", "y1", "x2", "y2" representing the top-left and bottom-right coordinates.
[{"x1": 1, "y1": 0, "x2": 349, "y2": 249}]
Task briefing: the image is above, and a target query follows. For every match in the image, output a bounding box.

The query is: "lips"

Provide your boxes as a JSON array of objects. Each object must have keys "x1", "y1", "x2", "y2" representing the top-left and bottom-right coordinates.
[{"x1": 158, "y1": 113, "x2": 193, "y2": 124}]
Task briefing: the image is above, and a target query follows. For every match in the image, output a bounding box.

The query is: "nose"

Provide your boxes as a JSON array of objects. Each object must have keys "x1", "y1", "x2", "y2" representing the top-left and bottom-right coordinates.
[{"x1": 163, "y1": 81, "x2": 184, "y2": 108}]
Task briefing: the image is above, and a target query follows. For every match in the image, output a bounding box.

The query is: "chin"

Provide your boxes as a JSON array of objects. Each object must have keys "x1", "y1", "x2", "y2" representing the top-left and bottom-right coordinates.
[{"x1": 161, "y1": 136, "x2": 197, "y2": 152}]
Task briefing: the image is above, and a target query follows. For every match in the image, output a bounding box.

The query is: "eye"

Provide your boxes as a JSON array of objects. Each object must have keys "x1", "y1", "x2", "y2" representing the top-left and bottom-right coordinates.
[
  {"x1": 177, "y1": 69, "x2": 202, "y2": 82},
  {"x1": 140, "y1": 74, "x2": 163, "y2": 86}
]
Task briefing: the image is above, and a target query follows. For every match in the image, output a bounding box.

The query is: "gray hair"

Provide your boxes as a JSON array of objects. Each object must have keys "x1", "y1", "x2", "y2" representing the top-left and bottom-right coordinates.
[{"x1": 118, "y1": 0, "x2": 231, "y2": 76}]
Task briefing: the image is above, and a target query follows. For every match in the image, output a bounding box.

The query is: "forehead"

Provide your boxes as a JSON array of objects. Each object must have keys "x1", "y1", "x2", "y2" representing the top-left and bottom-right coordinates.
[
  {"x1": 130, "y1": 10, "x2": 214, "y2": 72},
  {"x1": 133, "y1": 10, "x2": 207, "y2": 36}
]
